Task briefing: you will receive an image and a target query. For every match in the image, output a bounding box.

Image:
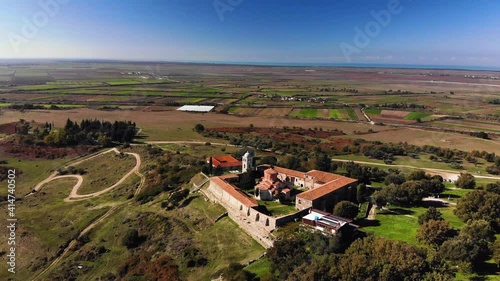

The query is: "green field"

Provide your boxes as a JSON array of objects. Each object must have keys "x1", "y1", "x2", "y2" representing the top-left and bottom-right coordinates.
[
  {"x1": 405, "y1": 112, "x2": 431, "y2": 120},
  {"x1": 329, "y1": 108, "x2": 357, "y2": 120},
  {"x1": 365, "y1": 108, "x2": 381, "y2": 115},
  {"x1": 75, "y1": 152, "x2": 137, "y2": 195},
  {"x1": 176, "y1": 97, "x2": 205, "y2": 103},
  {"x1": 290, "y1": 108, "x2": 318, "y2": 118}
]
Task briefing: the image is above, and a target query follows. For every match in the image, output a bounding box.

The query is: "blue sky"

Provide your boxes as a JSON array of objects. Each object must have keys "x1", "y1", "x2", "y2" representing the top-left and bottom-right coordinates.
[{"x1": 1, "y1": 0, "x2": 499, "y2": 67}]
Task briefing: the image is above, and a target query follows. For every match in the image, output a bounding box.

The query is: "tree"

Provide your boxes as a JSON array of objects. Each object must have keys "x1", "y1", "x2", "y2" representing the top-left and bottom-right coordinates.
[
  {"x1": 284, "y1": 155, "x2": 302, "y2": 170},
  {"x1": 97, "y1": 133, "x2": 112, "y2": 147},
  {"x1": 194, "y1": 124, "x2": 205, "y2": 133},
  {"x1": 429, "y1": 176, "x2": 445, "y2": 194},
  {"x1": 122, "y1": 229, "x2": 141, "y2": 249},
  {"x1": 454, "y1": 190, "x2": 500, "y2": 231},
  {"x1": 417, "y1": 220, "x2": 456, "y2": 248},
  {"x1": 418, "y1": 207, "x2": 443, "y2": 225},
  {"x1": 407, "y1": 170, "x2": 429, "y2": 181},
  {"x1": 260, "y1": 156, "x2": 278, "y2": 165},
  {"x1": 439, "y1": 220, "x2": 495, "y2": 270},
  {"x1": 485, "y1": 181, "x2": 500, "y2": 194},
  {"x1": 315, "y1": 152, "x2": 331, "y2": 172},
  {"x1": 239, "y1": 171, "x2": 256, "y2": 190},
  {"x1": 455, "y1": 173, "x2": 476, "y2": 189},
  {"x1": 384, "y1": 172, "x2": 406, "y2": 185},
  {"x1": 340, "y1": 236, "x2": 453, "y2": 281},
  {"x1": 378, "y1": 182, "x2": 425, "y2": 206},
  {"x1": 460, "y1": 219, "x2": 495, "y2": 246},
  {"x1": 344, "y1": 162, "x2": 372, "y2": 184},
  {"x1": 494, "y1": 239, "x2": 500, "y2": 266},
  {"x1": 268, "y1": 239, "x2": 309, "y2": 280},
  {"x1": 356, "y1": 184, "x2": 368, "y2": 203},
  {"x1": 333, "y1": 201, "x2": 359, "y2": 220}
]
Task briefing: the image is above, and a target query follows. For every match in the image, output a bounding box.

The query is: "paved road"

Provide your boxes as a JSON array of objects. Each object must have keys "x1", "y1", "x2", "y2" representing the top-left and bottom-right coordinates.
[
  {"x1": 144, "y1": 140, "x2": 238, "y2": 147},
  {"x1": 331, "y1": 158, "x2": 500, "y2": 181}
]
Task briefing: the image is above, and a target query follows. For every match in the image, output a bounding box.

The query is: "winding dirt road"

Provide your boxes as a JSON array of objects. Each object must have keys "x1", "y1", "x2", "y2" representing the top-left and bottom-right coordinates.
[
  {"x1": 31, "y1": 148, "x2": 144, "y2": 281},
  {"x1": 30, "y1": 148, "x2": 143, "y2": 201}
]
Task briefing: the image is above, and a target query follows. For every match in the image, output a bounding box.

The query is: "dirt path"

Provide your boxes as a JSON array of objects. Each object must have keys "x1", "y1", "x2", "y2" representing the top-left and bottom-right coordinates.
[
  {"x1": 32, "y1": 206, "x2": 119, "y2": 280},
  {"x1": 367, "y1": 204, "x2": 377, "y2": 220},
  {"x1": 31, "y1": 148, "x2": 144, "y2": 281},
  {"x1": 331, "y1": 158, "x2": 500, "y2": 181},
  {"x1": 30, "y1": 148, "x2": 143, "y2": 201},
  {"x1": 422, "y1": 197, "x2": 457, "y2": 206}
]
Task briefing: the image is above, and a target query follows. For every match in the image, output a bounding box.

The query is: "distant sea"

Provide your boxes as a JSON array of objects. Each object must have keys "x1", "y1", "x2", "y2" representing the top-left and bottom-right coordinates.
[
  {"x1": 183, "y1": 61, "x2": 500, "y2": 72},
  {"x1": 1, "y1": 58, "x2": 499, "y2": 72}
]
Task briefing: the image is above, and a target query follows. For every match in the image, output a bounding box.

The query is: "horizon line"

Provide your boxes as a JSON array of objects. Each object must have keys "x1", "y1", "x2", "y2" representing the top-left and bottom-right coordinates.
[{"x1": 1, "y1": 58, "x2": 500, "y2": 72}]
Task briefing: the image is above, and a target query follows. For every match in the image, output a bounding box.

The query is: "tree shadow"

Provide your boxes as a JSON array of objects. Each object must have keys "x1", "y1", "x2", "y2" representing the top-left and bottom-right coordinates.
[
  {"x1": 256, "y1": 205, "x2": 272, "y2": 216},
  {"x1": 420, "y1": 201, "x2": 448, "y2": 208},
  {"x1": 474, "y1": 261, "x2": 499, "y2": 279},
  {"x1": 179, "y1": 195, "x2": 199, "y2": 208},
  {"x1": 383, "y1": 208, "x2": 414, "y2": 215},
  {"x1": 356, "y1": 219, "x2": 381, "y2": 227}
]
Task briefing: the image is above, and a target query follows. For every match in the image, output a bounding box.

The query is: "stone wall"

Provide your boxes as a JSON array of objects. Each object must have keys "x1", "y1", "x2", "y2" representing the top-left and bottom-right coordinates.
[{"x1": 296, "y1": 197, "x2": 313, "y2": 211}]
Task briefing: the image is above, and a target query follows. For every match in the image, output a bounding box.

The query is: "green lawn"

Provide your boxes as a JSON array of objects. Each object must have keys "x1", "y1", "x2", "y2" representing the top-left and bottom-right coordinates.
[
  {"x1": 360, "y1": 202, "x2": 465, "y2": 245},
  {"x1": 258, "y1": 200, "x2": 297, "y2": 216},
  {"x1": 405, "y1": 112, "x2": 431, "y2": 120},
  {"x1": 361, "y1": 210, "x2": 420, "y2": 245},
  {"x1": 245, "y1": 257, "x2": 271, "y2": 278}
]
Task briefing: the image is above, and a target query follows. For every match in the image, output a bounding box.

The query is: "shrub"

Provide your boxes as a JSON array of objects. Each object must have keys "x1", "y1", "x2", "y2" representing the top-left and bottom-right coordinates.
[{"x1": 122, "y1": 229, "x2": 141, "y2": 249}]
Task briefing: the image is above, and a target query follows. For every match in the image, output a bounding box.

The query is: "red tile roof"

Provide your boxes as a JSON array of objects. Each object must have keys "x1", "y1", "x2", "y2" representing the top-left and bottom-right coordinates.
[
  {"x1": 306, "y1": 170, "x2": 343, "y2": 184},
  {"x1": 207, "y1": 155, "x2": 242, "y2": 169},
  {"x1": 264, "y1": 168, "x2": 278, "y2": 175},
  {"x1": 297, "y1": 177, "x2": 357, "y2": 200},
  {"x1": 219, "y1": 174, "x2": 240, "y2": 180},
  {"x1": 272, "y1": 166, "x2": 305, "y2": 178},
  {"x1": 210, "y1": 177, "x2": 258, "y2": 207}
]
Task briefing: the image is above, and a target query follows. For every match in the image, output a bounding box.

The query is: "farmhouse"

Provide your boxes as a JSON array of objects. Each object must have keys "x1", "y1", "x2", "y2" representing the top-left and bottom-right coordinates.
[{"x1": 206, "y1": 155, "x2": 242, "y2": 171}]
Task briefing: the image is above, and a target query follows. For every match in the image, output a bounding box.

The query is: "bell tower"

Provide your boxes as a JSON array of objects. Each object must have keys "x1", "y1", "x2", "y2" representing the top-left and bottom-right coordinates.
[{"x1": 242, "y1": 151, "x2": 253, "y2": 173}]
